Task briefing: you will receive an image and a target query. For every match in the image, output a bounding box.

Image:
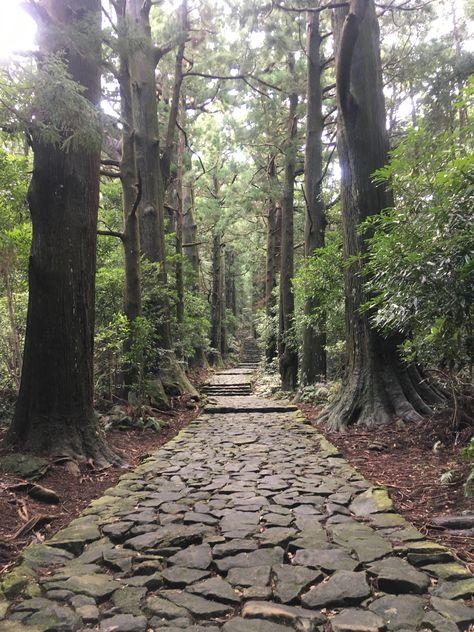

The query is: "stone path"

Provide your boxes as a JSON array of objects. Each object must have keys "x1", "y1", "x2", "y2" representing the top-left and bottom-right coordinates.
[{"x1": 1, "y1": 366, "x2": 473, "y2": 632}]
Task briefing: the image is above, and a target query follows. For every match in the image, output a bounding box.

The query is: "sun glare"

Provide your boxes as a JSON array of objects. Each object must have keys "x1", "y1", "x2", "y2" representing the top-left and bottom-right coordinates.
[{"x1": 0, "y1": 0, "x2": 37, "y2": 60}]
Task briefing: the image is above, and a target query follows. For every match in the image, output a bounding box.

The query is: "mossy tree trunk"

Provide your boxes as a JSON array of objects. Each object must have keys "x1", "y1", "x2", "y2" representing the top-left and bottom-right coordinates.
[
  {"x1": 7, "y1": 0, "x2": 117, "y2": 464},
  {"x1": 321, "y1": 0, "x2": 443, "y2": 430}
]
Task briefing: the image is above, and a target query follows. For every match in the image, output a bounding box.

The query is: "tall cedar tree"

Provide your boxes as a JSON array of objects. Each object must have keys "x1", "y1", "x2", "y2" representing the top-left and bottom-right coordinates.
[
  {"x1": 301, "y1": 11, "x2": 327, "y2": 384},
  {"x1": 125, "y1": 0, "x2": 196, "y2": 396},
  {"x1": 8, "y1": 0, "x2": 117, "y2": 463},
  {"x1": 278, "y1": 54, "x2": 299, "y2": 390},
  {"x1": 321, "y1": 0, "x2": 444, "y2": 430}
]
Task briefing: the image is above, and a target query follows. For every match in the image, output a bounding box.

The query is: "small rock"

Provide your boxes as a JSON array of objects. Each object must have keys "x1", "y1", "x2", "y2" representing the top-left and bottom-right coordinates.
[
  {"x1": 292, "y1": 548, "x2": 358, "y2": 572},
  {"x1": 144, "y1": 595, "x2": 191, "y2": 620},
  {"x1": 368, "y1": 594, "x2": 426, "y2": 630},
  {"x1": 430, "y1": 596, "x2": 474, "y2": 625},
  {"x1": 112, "y1": 586, "x2": 147, "y2": 615},
  {"x1": 241, "y1": 600, "x2": 325, "y2": 627},
  {"x1": 422, "y1": 562, "x2": 472, "y2": 581},
  {"x1": 216, "y1": 547, "x2": 285, "y2": 572},
  {"x1": 368, "y1": 557, "x2": 430, "y2": 594},
  {"x1": 21, "y1": 544, "x2": 74, "y2": 570},
  {"x1": 162, "y1": 566, "x2": 211, "y2": 587},
  {"x1": 227, "y1": 565, "x2": 272, "y2": 587},
  {"x1": 27, "y1": 603, "x2": 82, "y2": 631},
  {"x1": 168, "y1": 543, "x2": 212, "y2": 570},
  {"x1": 222, "y1": 617, "x2": 294, "y2": 632},
  {"x1": 272, "y1": 564, "x2": 322, "y2": 604},
  {"x1": 331, "y1": 608, "x2": 386, "y2": 632},
  {"x1": 61, "y1": 573, "x2": 119, "y2": 600},
  {"x1": 301, "y1": 570, "x2": 370, "y2": 608},
  {"x1": 349, "y1": 487, "x2": 393, "y2": 517},
  {"x1": 159, "y1": 589, "x2": 234, "y2": 617},
  {"x1": 100, "y1": 614, "x2": 147, "y2": 632},
  {"x1": 76, "y1": 604, "x2": 99, "y2": 623},
  {"x1": 213, "y1": 539, "x2": 258, "y2": 558},
  {"x1": 422, "y1": 611, "x2": 459, "y2": 632},
  {"x1": 432, "y1": 578, "x2": 474, "y2": 600},
  {"x1": 188, "y1": 577, "x2": 240, "y2": 603}
]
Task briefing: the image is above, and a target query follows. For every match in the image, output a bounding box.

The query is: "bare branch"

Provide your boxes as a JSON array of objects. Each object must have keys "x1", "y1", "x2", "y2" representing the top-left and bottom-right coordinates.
[{"x1": 97, "y1": 229, "x2": 124, "y2": 240}]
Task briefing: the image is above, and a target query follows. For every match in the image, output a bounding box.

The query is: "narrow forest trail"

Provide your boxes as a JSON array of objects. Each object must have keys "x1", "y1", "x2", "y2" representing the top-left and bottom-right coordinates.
[{"x1": 1, "y1": 353, "x2": 473, "y2": 631}]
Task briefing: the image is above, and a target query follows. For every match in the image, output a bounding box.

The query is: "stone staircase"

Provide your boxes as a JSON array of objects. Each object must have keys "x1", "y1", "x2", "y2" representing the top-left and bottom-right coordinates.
[{"x1": 239, "y1": 336, "x2": 261, "y2": 368}]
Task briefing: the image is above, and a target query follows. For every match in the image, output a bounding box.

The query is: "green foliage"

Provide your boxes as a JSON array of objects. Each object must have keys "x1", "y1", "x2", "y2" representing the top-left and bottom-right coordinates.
[
  {"x1": 94, "y1": 312, "x2": 130, "y2": 399},
  {"x1": 174, "y1": 289, "x2": 211, "y2": 362},
  {"x1": 293, "y1": 234, "x2": 345, "y2": 371},
  {"x1": 461, "y1": 437, "x2": 474, "y2": 463},
  {"x1": 1, "y1": 54, "x2": 101, "y2": 151},
  {"x1": 363, "y1": 98, "x2": 474, "y2": 374},
  {"x1": 0, "y1": 150, "x2": 30, "y2": 392}
]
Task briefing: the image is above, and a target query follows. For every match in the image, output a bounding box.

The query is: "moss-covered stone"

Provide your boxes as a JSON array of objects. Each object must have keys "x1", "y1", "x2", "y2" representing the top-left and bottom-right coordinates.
[
  {"x1": 21, "y1": 544, "x2": 74, "y2": 570},
  {"x1": 423, "y1": 563, "x2": 472, "y2": 581},
  {"x1": 0, "y1": 454, "x2": 48, "y2": 479},
  {"x1": 145, "y1": 378, "x2": 170, "y2": 410},
  {"x1": 1, "y1": 564, "x2": 36, "y2": 599},
  {"x1": 350, "y1": 487, "x2": 393, "y2": 516},
  {"x1": 318, "y1": 436, "x2": 342, "y2": 457}
]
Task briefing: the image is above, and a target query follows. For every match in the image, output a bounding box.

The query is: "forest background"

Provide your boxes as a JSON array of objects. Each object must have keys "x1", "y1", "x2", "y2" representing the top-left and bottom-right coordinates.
[{"x1": 0, "y1": 0, "x2": 472, "y2": 473}]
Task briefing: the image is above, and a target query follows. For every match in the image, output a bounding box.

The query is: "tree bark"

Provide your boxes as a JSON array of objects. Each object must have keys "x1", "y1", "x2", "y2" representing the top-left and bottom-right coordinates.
[
  {"x1": 175, "y1": 96, "x2": 186, "y2": 327},
  {"x1": 209, "y1": 231, "x2": 223, "y2": 366},
  {"x1": 115, "y1": 0, "x2": 144, "y2": 397},
  {"x1": 265, "y1": 154, "x2": 280, "y2": 364},
  {"x1": 321, "y1": 0, "x2": 442, "y2": 430},
  {"x1": 7, "y1": 0, "x2": 116, "y2": 463},
  {"x1": 278, "y1": 54, "x2": 299, "y2": 391},
  {"x1": 125, "y1": 0, "x2": 196, "y2": 394},
  {"x1": 301, "y1": 11, "x2": 327, "y2": 385},
  {"x1": 220, "y1": 243, "x2": 227, "y2": 360}
]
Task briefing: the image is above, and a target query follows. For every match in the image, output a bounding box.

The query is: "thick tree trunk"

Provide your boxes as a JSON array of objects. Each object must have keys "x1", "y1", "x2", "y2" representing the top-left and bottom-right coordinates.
[
  {"x1": 265, "y1": 155, "x2": 280, "y2": 364},
  {"x1": 321, "y1": 0, "x2": 442, "y2": 430},
  {"x1": 301, "y1": 12, "x2": 327, "y2": 385},
  {"x1": 115, "y1": 4, "x2": 146, "y2": 398},
  {"x1": 278, "y1": 55, "x2": 298, "y2": 391},
  {"x1": 125, "y1": 0, "x2": 196, "y2": 395},
  {"x1": 7, "y1": 0, "x2": 116, "y2": 463}
]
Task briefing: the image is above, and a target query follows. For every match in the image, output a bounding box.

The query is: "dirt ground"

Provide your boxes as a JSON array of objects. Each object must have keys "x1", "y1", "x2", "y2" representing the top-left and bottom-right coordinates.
[{"x1": 299, "y1": 403, "x2": 474, "y2": 574}]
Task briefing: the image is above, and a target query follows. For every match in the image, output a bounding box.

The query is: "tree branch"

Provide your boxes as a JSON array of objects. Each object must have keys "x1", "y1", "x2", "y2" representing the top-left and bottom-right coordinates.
[
  {"x1": 100, "y1": 169, "x2": 122, "y2": 178},
  {"x1": 97, "y1": 229, "x2": 124, "y2": 240}
]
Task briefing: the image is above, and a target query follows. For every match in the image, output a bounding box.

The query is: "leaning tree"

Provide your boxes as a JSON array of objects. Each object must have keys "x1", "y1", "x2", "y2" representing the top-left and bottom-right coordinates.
[
  {"x1": 321, "y1": 0, "x2": 444, "y2": 430},
  {"x1": 7, "y1": 0, "x2": 117, "y2": 463}
]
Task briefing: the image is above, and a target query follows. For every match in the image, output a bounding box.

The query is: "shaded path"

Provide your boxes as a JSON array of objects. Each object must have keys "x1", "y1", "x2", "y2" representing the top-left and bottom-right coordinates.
[{"x1": 0, "y1": 365, "x2": 473, "y2": 631}]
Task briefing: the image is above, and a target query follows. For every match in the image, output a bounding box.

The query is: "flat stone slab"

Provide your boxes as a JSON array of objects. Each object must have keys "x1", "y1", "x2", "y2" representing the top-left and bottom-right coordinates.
[{"x1": 1, "y1": 381, "x2": 472, "y2": 631}]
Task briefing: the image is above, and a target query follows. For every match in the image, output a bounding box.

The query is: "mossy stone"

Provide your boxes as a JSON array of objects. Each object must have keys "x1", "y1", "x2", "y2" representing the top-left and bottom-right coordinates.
[
  {"x1": 1, "y1": 565, "x2": 36, "y2": 599},
  {"x1": 0, "y1": 454, "x2": 48, "y2": 479}
]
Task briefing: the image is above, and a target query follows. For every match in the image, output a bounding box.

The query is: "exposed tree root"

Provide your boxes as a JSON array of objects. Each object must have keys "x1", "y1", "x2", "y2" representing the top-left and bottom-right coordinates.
[{"x1": 6, "y1": 414, "x2": 122, "y2": 468}]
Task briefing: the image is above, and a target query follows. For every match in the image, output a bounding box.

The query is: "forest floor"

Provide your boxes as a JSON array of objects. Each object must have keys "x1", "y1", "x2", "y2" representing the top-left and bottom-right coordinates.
[
  {"x1": 0, "y1": 367, "x2": 211, "y2": 578},
  {"x1": 299, "y1": 402, "x2": 474, "y2": 574}
]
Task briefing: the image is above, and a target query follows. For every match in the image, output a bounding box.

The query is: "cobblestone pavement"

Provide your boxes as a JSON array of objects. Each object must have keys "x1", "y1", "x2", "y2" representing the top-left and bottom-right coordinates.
[{"x1": 1, "y1": 368, "x2": 473, "y2": 631}]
